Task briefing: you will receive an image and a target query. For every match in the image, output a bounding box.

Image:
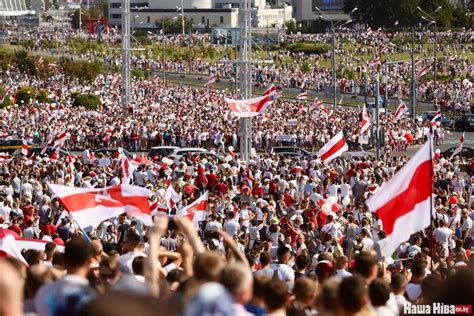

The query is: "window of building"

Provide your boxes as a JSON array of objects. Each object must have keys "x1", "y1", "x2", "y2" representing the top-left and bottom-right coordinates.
[
  {"x1": 110, "y1": 3, "x2": 120, "y2": 8},
  {"x1": 111, "y1": 14, "x2": 122, "y2": 19},
  {"x1": 220, "y1": 16, "x2": 224, "y2": 23},
  {"x1": 202, "y1": 16, "x2": 205, "y2": 23},
  {"x1": 147, "y1": 16, "x2": 150, "y2": 23},
  {"x1": 312, "y1": 0, "x2": 344, "y2": 12}
]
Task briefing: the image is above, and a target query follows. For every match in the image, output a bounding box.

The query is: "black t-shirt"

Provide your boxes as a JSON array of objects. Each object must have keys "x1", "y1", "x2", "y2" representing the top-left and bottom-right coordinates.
[{"x1": 117, "y1": 223, "x2": 130, "y2": 244}]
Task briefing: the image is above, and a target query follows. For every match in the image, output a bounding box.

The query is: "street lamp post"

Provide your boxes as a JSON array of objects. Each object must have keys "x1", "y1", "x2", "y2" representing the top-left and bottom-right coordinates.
[
  {"x1": 315, "y1": 7, "x2": 357, "y2": 110},
  {"x1": 417, "y1": 6, "x2": 442, "y2": 108},
  {"x1": 176, "y1": 0, "x2": 185, "y2": 36}
]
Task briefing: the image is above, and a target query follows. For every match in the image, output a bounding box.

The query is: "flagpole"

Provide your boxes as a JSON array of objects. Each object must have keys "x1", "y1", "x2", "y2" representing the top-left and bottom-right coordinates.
[{"x1": 428, "y1": 127, "x2": 435, "y2": 259}]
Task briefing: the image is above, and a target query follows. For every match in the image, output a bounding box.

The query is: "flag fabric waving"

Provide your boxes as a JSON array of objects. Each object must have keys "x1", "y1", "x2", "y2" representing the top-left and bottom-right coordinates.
[
  {"x1": 263, "y1": 84, "x2": 276, "y2": 96},
  {"x1": 366, "y1": 141, "x2": 433, "y2": 259},
  {"x1": 0, "y1": 235, "x2": 29, "y2": 266},
  {"x1": 449, "y1": 132, "x2": 464, "y2": 160},
  {"x1": 21, "y1": 139, "x2": 29, "y2": 156},
  {"x1": 53, "y1": 131, "x2": 68, "y2": 148},
  {"x1": 48, "y1": 184, "x2": 152, "y2": 228},
  {"x1": 316, "y1": 131, "x2": 348, "y2": 163},
  {"x1": 225, "y1": 95, "x2": 272, "y2": 118},
  {"x1": 417, "y1": 65, "x2": 431, "y2": 78},
  {"x1": 430, "y1": 111, "x2": 441, "y2": 125},
  {"x1": 360, "y1": 104, "x2": 370, "y2": 135},
  {"x1": 176, "y1": 192, "x2": 208, "y2": 222},
  {"x1": 164, "y1": 185, "x2": 181, "y2": 210},
  {"x1": 205, "y1": 76, "x2": 217, "y2": 87},
  {"x1": 394, "y1": 100, "x2": 408, "y2": 120},
  {"x1": 296, "y1": 91, "x2": 308, "y2": 100},
  {"x1": 121, "y1": 156, "x2": 137, "y2": 184}
]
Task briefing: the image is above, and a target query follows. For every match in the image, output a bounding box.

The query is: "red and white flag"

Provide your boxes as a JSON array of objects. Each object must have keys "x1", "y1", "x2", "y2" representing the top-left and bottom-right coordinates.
[
  {"x1": 21, "y1": 139, "x2": 29, "y2": 156},
  {"x1": 53, "y1": 131, "x2": 68, "y2": 148},
  {"x1": 300, "y1": 79, "x2": 307, "y2": 90},
  {"x1": 370, "y1": 58, "x2": 381, "y2": 65},
  {"x1": 50, "y1": 149, "x2": 59, "y2": 162},
  {"x1": 366, "y1": 141, "x2": 433, "y2": 259},
  {"x1": 176, "y1": 191, "x2": 208, "y2": 222},
  {"x1": 430, "y1": 111, "x2": 441, "y2": 125},
  {"x1": 360, "y1": 104, "x2": 370, "y2": 135},
  {"x1": 380, "y1": 47, "x2": 388, "y2": 54},
  {"x1": 296, "y1": 91, "x2": 308, "y2": 100},
  {"x1": 449, "y1": 132, "x2": 464, "y2": 160},
  {"x1": 394, "y1": 100, "x2": 408, "y2": 120},
  {"x1": 0, "y1": 87, "x2": 10, "y2": 104},
  {"x1": 121, "y1": 156, "x2": 137, "y2": 184},
  {"x1": 48, "y1": 183, "x2": 152, "y2": 228},
  {"x1": 164, "y1": 185, "x2": 181, "y2": 210},
  {"x1": 205, "y1": 75, "x2": 217, "y2": 87},
  {"x1": 417, "y1": 65, "x2": 431, "y2": 78},
  {"x1": 0, "y1": 235, "x2": 28, "y2": 266},
  {"x1": 225, "y1": 95, "x2": 272, "y2": 118},
  {"x1": 366, "y1": 27, "x2": 373, "y2": 36},
  {"x1": 41, "y1": 134, "x2": 53, "y2": 155},
  {"x1": 263, "y1": 84, "x2": 276, "y2": 97},
  {"x1": 316, "y1": 131, "x2": 348, "y2": 163}
]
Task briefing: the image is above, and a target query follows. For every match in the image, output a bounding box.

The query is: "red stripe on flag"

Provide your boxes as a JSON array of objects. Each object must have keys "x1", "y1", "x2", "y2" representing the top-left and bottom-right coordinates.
[
  {"x1": 321, "y1": 137, "x2": 346, "y2": 161},
  {"x1": 375, "y1": 160, "x2": 432, "y2": 235}
]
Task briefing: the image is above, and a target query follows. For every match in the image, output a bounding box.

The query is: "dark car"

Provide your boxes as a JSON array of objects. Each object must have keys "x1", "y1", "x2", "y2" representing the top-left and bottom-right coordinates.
[
  {"x1": 271, "y1": 146, "x2": 314, "y2": 158},
  {"x1": 148, "y1": 146, "x2": 179, "y2": 159},
  {"x1": 95, "y1": 148, "x2": 133, "y2": 159},
  {"x1": 0, "y1": 139, "x2": 34, "y2": 154},
  {"x1": 441, "y1": 146, "x2": 474, "y2": 159},
  {"x1": 454, "y1": 114, "x2": 474, "y2": 132},
  {"x1": 13, "y1": 147, "x2": 69, "y2": 157},
  {"x1": 422, "y1": 111, "x2": 454, "y2": 130}
]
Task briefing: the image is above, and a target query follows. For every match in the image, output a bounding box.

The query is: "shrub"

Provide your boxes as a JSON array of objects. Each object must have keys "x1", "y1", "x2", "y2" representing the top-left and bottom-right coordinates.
[
  {"x1": 15, "y1": 86, "x2": 36, "y2": 106},
  {"x1": 36, "y1": 90, "x2": 52, "y2": 103},
  {"x1": 72, "y1": 93, "x2": 101, "y2": 110},
  {"x1": 288, "y1": 42, "x2": 330, "y2": 55}
]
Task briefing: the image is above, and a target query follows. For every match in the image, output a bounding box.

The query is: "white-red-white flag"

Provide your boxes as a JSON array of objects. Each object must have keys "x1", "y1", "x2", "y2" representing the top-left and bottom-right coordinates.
[
  {"x1": 0, "y1": 87, "x2": 11, "y2": 104},
  {"x1": 50, "y1": 149, "x2": 59, "y2": 162},
  {"x1": 449, "y1": 132, "x2": 464, "y2": 160},
  {"x1": 205, "y1": 75, "x2": 217, "y2": 87},
  {"x1": 176, "y1": 192, "x2": 208, "y2": 222},
  {"x1": 21, "y1": 139, "x2": 29, "y2": 156},
  {"x1": 263, "y1": 84, "x2": 276, "y2": 97},
  {"x1": 417, "y1": 65, "x2": 431, "y2": 78},
  {"x1": 366, "y1": 141, "x2": 433, "y2": 259},
  {"x1": 0, "y1": 235, "x2": 28, "y2": 266},
  {"x1": 316, "y1": 131, "x2": 348, "y2": 163},
  {"x1": 394, "y1": 100, "x2": 408, "y2": 120},
  {"x1": 225, "y1": 95, "x2": 272, "y2": 118},
  {"x1": 296, "y1": 91, "x2": 308, "y2": 100},
  {"x1": 48, "y1": 184, "x2": 152, "y2": 228},
  {"x1": 430, "y1": 111, "x2": 441, "y2": 125},
  {"x1": 53, "y1": 131, "x2": 68, "y2": 148},
  {"x1": 121, "y1": 156, "x2": 137, "y2": 184},
  {"x1": 164, "y1": 185, "x2": 181, "y2": 210},
  {"x1": 360, "y1": 104, "x2": 370, "y2": 135}
]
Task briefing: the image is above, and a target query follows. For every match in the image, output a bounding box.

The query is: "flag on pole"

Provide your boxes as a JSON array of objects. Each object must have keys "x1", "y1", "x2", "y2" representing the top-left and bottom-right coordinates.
[
  {"x1": 48, "y1": 184, "x2": 152, "y2": 228},
  {"x1": 53, "y1": 131, "x2": 68, "y2": 148},
  {"x1": 449, "y1": 132, "x2": 464, "y2": 160},
  {"x1": 360, "y1": 104, "x2": 370, "y2": 135},
  {"x1": 0, "y1": 87, "x2": 10, "y2": 104},
  {"x1": 316, "y1": 131, "x2": 348, "y2": 163},
  {"x1": 366, "y1": 141, "x2": 433, "y2": 259},
  {"x1": 121, "y1": 156, "x2": 137, "y2": 184},
  {"x1": 164, "y1": 185, "x2": 181, "y2": 210},
  {"x1": 263, "y1": 84, "x2": 276, "y2": 96},
  {"x1": 394, "y1": 100, "x2": 408, "y2": 121},
  {"x1": 225, "y1": 95, "x2": 272, "y2": 118},
  {"x1": 204, "y1": 75, "x2": 217, "y2": 87},
  {"x1": 296, "y1": 91, "x2": 308, "y2": 100},
  {"x1": 300, "y1": 79, "x2": 307, "y2": 90},
  {"x1": 430, "y1": 111, "x2": 441, "y2": 125},
  {"x1": 176, "y1": 192, "x2": 208, "y2": 222},
  {"x1": 417, "y1": 65, "x2": 431, "y2": 78},
  {"x1": 21, "y1": 139, "x2": 29, "y2": 156}
]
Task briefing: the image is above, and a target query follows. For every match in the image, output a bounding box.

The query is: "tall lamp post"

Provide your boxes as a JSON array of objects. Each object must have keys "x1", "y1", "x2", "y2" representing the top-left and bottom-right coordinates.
[
  {"x1": 417, "y1": 6, "x2": 441, "y2": 108},
  {"x1": 176, "y1": 0, "x2": 185, "y2": 36},
  {"x1": 315, "y1": 7, "x2": 357, "y2": 110}
]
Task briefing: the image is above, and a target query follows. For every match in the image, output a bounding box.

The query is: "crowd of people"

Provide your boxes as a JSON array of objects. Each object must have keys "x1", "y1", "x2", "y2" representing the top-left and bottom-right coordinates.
[{"x1": 0, "y1": 20, "x2": 473, "y2": 316}]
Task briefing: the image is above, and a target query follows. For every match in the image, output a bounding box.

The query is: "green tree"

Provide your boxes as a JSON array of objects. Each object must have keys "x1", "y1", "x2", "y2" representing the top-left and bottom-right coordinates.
[
  {"x1": 15, "y1": 86, "x2": 36, "y2": 106},
  {"x1": 284, "y1": 20, "x2": 298, "y2": 34},
  {"x1": 72, "y1": 93, "x2": 101, "y2": 110},
  {"x1": 155, "y1": 17, "x2": 194, "y2": 34},
  {"x1": 13, "y1": 50, "x2": 37, "y2": 75}
]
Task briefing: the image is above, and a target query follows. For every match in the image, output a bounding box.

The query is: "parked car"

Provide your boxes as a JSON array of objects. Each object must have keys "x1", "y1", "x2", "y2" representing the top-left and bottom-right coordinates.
[
  {"x1": 271, "y1": 146, "x2": 315, "y2": 158},
  {"x1": 168, "y1": 148, "x2": 223, "y2": 163},
  {"x1": 441, "y1": 146, "x2": 474, "y2": 159},
  {"x1": 421, "y1": 111, "x2": 454, "y2": 129},
  {"x1": 454, "y1": 114, "x2": 474, "y2": 132},
  {"x1": 94, "y1": 148, "x2": 133, "y2": 159},
  {"x1": 0, "y1": 139, "x2": 33, "y2": 154},
  {"x1": 13, "y1": 147, "x2": 68, "y2": 157},
  {"x1": 148, "y1": 146, "x2": 179, "y2": 159}
]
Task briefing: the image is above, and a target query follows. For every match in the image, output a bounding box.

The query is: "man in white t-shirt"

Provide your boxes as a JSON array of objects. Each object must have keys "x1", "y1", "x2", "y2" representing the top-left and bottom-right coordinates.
[
  {"x1": 434, "y1": 220, "x2": 453, "y2": 257},
  {"x1": 461, "y1": 210, "x2": 472, "y2": 249},
  {"x1": 269, "y1": 246, "x2": 295, "y2": 283},
  {"x1": 223, "y1": 211, "x2": 240, "y2": 237}
]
